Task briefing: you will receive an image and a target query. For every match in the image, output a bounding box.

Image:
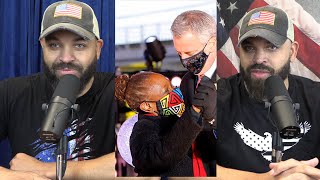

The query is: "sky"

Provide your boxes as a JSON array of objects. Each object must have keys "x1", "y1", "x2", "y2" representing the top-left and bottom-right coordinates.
[{"x1": 115, "y1": 0, "x2": 216, "y2": 45}]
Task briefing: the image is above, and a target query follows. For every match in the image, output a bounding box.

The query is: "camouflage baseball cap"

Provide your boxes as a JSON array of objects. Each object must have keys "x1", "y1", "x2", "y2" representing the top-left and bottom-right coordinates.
[
  {"x1": 39, "y1": 0, "x2": 100, "y2": 40},
  {"x1": 238, "y1": 6, "x2": 294, "y2": 47}
]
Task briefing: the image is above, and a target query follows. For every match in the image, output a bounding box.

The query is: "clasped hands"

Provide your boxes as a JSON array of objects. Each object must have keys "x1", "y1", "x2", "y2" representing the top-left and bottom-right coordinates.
[
  {"x1": 192, "y1": 76, "x2": 217, "y2": 123},
  {"x1": 268, "y1": 158, "x2": 320, "y2": 180}
]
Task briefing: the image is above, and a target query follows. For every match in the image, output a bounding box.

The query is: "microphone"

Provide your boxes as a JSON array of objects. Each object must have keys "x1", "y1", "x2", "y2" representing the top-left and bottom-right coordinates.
[
  {"x1": 40, "y1": 74, "x2": 80, "y2": 143},
  {"x1": 264, "y1": 75, "x2": 300, "y2": 139},
  {"x1": 56, "y1": 135, "x2": 68, "y2": 180}
]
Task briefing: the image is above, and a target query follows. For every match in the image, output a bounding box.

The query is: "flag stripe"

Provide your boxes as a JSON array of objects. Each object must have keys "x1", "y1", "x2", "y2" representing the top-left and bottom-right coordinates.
[
  {"x1": 220, "y1": 38, "x2": 240, "y2": 69},
  {"x1": 229, "y1": 26, "x2": 240, "y2": 57},
  {"x1": 217, "y1": 51, "x2": 239, "y2": 78},
  {"x1": 294, "y1": 28, "x2": 320, "y2": 77},
  {"x1": 291, "y1": 60, "x2": 320, "y2": 81},
  {"x1": 247, "y1": 0, "x2": 269, "y2": 11}
]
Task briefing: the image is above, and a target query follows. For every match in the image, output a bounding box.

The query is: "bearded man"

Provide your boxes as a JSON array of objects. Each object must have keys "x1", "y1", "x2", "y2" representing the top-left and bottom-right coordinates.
[
  {"x1": 0, "y1": 1, "x2": 115, "y2": 179},
  {"x1": 216, "y1": 6, "x2": 320, "y2": 180}
]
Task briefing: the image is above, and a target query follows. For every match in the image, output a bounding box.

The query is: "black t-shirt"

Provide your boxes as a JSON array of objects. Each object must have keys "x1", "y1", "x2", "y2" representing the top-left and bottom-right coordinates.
[
  {"x1": 0, "y1": 72, "x2": 115, "y2": 162},
  {"x1": 217, "y1": 74, "x2": 320, "y2": 172}
]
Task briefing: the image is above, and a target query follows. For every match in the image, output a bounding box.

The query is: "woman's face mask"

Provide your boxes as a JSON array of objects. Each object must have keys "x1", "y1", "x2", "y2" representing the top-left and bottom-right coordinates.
[
  {"x1": 156, "y1": 87, "x2": 185, "y2": 117},
  {"x1": 179, "y1": 40, "x2": 211, "y2": 75}
]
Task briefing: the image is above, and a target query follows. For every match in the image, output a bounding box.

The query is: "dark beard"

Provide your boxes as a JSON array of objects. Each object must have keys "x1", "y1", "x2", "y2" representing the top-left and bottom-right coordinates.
[
  {"x1": 43, "y1": 57, "x2": 98, "y2": 93},
  {"x1": 240, "y1": 61, "x2": 290, "y2": 101}
]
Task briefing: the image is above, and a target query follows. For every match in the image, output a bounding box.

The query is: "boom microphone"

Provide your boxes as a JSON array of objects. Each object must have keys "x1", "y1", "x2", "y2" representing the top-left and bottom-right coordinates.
[
  {"x1": 40, "y1": 74, "x2": 80, "y2": 143},
  {"x1": 264, "y1": 75, "x2": 300, "y2": 139}
]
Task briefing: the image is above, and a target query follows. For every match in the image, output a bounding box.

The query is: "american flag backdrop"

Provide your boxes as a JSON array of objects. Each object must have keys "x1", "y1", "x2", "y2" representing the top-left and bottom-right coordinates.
[{"x1": 217, "y1": 0, "x2": 320, "y2": 82}]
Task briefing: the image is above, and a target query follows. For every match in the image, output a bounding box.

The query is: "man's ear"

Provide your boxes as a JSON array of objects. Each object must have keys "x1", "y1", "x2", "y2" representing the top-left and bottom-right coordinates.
[
  {"x1": 207, "y1": 37, "x2": 216, "y2": 54},
  {"x1": 139, "y1": 102, "x2": 154, "y2": 113},
  {"x1": 39, "y1": 38, "x2": 46, "y2": 48},
  {"x1": 289, "y1": 41, "x2": 299, "y2": 62},
  {"x1": 96, "y1": 39, "x2": 104, "y2": 59}
]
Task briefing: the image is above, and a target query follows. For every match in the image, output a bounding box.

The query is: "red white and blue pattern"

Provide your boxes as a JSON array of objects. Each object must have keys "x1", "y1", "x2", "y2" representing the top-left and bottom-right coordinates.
[
  {"x1": 54, "y1": 3, "x2": 82, "y2": 19},
  {"x1": 248, "y1": 11, "x2": 275, "y2": 26}
]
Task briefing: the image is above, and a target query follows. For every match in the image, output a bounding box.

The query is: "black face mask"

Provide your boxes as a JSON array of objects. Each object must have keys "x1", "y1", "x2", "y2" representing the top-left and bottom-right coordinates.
[{"x1": 179, "y1": 42, "x2": 210, "y2": 75}]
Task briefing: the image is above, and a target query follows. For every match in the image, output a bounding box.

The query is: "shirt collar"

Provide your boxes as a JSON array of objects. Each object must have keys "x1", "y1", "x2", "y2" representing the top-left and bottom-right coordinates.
[{"x1": 203, "y1": 59, "x2": 217, "y2": 78}]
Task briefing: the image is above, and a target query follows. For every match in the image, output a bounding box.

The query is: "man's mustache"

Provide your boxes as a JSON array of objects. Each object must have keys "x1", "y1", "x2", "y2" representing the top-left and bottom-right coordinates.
[
  {"x1": 52, "y1": 62, "x2": 83, "y2": 72},
  {"x1": 248, "y1": 64, "x2": 274, "y2": 73}
]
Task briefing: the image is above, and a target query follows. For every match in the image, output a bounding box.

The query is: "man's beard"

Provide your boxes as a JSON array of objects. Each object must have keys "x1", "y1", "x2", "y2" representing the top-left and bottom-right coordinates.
[
  {"x1": 43, "y1": 57, "x2": 98, "y2": 93},
  {"x1": 240, "y1": 60, "x2": 290, "y2": 101}
]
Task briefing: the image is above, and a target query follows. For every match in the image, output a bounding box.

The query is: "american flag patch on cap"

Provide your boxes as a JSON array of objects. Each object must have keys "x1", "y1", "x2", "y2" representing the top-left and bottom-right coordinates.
[
  {"x1": 248, "y1": 11, "x2": 275, "y2": 26},
  {"x1": 54, "y1": 3, "x2": 82, "y2": 19}
]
